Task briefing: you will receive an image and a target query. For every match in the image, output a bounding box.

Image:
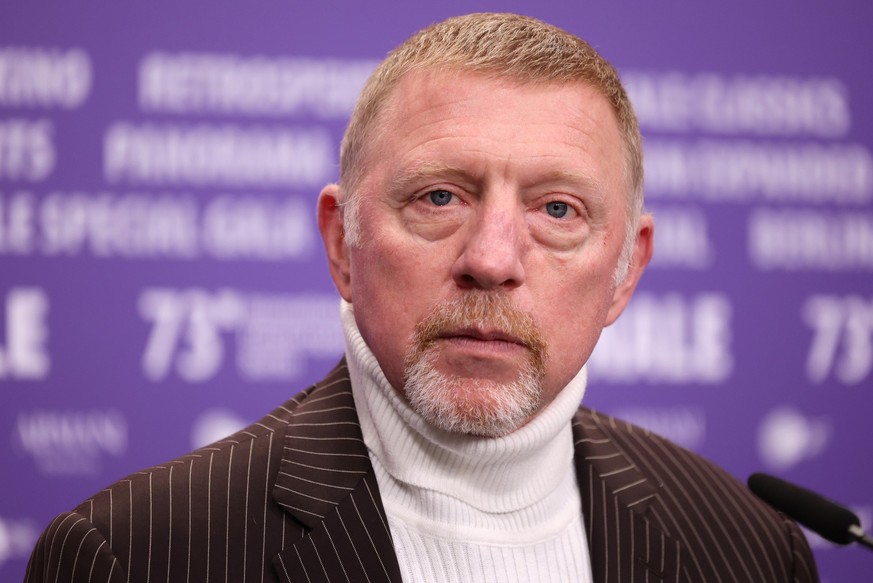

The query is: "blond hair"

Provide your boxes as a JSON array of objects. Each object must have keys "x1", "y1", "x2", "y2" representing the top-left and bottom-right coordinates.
[{"x1": 339, "y1": 13, "x2": 644, "y2": 281}]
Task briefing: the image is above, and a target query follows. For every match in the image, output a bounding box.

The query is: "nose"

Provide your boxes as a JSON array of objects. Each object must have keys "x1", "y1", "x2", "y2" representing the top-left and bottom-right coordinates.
[{"x1": 451, "y1": 204, "x2": 527, "y2": 290}]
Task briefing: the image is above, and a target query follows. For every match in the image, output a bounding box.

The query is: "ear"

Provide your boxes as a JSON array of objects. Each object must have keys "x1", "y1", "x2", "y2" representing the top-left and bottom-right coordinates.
[
  {"x1": 604, "y1": 213, "x2": 654, "y2": 326},
  {"x1": 317, "y1": 184, "x2": 353, "y2": 301}
]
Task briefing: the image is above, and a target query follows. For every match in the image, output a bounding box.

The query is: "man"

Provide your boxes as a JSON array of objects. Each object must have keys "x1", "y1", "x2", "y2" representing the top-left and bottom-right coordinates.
[{"x1": 26, "y1": 13, "x2": 818, "y2": 583}]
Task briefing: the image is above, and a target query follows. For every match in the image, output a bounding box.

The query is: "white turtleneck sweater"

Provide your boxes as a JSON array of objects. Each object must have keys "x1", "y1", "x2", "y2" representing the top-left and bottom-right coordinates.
[{"x1": 341, "y1": 301, "x2": 592, "y2": 582}]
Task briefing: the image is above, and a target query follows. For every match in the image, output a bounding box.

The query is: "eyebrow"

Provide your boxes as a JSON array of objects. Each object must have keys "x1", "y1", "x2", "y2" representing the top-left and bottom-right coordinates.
[
  {"x1": 387, "y1": 162, "x2": 608, "y2": 204},
  {"x1": 388, "y1": 163, "x2": 481, "y2": 195},
  {"x1": 528, "y1": 169, "x2": 606, "y2": 196}
]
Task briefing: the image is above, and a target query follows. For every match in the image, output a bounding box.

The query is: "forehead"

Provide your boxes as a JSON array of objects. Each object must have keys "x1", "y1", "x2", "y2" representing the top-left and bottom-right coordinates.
[
  {"x1": 362, "y1": 69, "x2": 626, "y2": 192},
  {"x1": 380, "y1": 68, "x2": 617, "y2": 135}
]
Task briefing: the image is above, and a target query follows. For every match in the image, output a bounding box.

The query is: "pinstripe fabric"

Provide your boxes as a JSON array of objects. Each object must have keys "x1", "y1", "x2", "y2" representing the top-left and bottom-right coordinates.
[
  {"x1": 270, "y1": 369, "x2": 400, "y2": 583},
  {"x1": 26, "y1": 361, "x2": 818, "y2": 582},
  {"x1": 25, "y1": 363, "x2": 400, "y2": 583},
  {"x1": 575, "y1": 410, "x2": 819, "y2": 582}
]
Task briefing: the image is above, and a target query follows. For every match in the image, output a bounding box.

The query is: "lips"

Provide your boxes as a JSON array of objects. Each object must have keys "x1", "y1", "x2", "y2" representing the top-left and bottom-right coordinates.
[
  {"x1": 437, "y1": 327, "x2": 528, "y2": 348},
  {"x1": 406, "y1": 292, "x2": 548, "y2": 371}
]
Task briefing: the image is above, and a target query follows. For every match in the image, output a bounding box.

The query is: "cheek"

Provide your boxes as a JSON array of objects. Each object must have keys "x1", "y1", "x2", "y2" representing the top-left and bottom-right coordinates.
[
  {"x1": 348, "y1": 243, "x2": 428, "y2": 336},
  {"x1": 536, "y1": 261, "x2": 616, "y2": 354},
  {"x1": 540, "y1": 300, "x2": 609, "y2": 393}
]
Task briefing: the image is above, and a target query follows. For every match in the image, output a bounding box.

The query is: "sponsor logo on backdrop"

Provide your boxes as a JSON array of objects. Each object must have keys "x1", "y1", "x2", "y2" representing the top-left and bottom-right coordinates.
[
  {"x1": 0, "y1": 516, "x2": 39, "y2": 568},
  {"x1": 757, "y1": 406, "x2": 830, "y2": 472},
  {"x1": 190, "y1": 409, "x2": 248, "y2": 449},
  {"x1": 589, "y1": 292, "x2": 733, "y2": 384},
  {"x1": 0, "y1": 287, "x2": 49, "y2": 380},
  {"x1": 139, "y1": 288, "x2": 344, "y2": 383},
  {"x1": 13, "y1": 409, "x2": 127, "y2": 475}
]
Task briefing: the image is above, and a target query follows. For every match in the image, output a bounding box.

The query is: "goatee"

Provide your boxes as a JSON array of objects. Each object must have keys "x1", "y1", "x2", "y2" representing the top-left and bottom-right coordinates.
[{"x1": 403, "y1": 292, "x2": 548, "y2": 437}]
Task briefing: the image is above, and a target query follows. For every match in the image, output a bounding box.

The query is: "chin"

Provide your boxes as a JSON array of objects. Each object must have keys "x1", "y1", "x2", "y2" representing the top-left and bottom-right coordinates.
[{"x1": 404, "y1": 360, "x2": 543, "y2": 437}]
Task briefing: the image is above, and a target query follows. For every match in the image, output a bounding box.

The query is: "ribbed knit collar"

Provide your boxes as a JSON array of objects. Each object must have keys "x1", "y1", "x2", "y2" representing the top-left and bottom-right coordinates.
[{"x1": 341, "y1": 300, "x2": 587, "y2": 515}]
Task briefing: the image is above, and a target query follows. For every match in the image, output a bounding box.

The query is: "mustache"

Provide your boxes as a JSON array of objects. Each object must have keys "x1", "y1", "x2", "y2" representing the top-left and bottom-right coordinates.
[{"x1": 406, "y1": 292, "x2": 548, "y2": 369}]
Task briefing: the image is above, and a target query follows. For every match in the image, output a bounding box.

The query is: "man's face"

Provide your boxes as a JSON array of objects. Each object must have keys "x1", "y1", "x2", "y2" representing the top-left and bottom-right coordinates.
[{"x1": 320, "y1": 69, "x2": 652, "y2": 435}]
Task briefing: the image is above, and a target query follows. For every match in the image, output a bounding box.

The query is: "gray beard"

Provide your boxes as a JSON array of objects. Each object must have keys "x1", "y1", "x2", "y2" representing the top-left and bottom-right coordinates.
[
  {"x1": 401, "y1": 292, "x2": 548, "y2": 437},
  {"x1": 403, "y1": 347, "x2": 544, "y2": 437}
]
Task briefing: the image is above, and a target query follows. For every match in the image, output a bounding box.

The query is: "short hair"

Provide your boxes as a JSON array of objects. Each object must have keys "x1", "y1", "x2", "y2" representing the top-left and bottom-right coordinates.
[{"x1": 338, "y1": 13, "x2": 644, "y2": 282}]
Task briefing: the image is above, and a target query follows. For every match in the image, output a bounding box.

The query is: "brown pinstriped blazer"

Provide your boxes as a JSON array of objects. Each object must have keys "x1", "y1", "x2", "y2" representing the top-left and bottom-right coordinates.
[{"x1": 26, "y1": 361, "x2": 819, "y2": 582}]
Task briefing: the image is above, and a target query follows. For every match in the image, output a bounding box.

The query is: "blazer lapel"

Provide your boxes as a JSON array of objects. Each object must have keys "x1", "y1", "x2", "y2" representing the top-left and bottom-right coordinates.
[
  {"x1": 270, "y1": 363, "x2": 402, "y2": 583},
  {"x1": 573, "y1": 410, "x2": 684, "y2": 583}
]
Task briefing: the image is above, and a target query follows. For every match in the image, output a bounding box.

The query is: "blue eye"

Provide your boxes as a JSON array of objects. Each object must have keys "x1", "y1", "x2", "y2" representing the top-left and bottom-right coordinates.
[
  {"x1": 428, "y1": 190, "x2": 453, "y2": 206},
  {"x1": 545, "y1": 201, "x2": 569, "y2": 218}
]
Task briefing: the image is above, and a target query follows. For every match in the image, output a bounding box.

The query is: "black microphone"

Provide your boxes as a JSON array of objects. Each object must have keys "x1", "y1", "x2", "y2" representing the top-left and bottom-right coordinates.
[{"x1": 748, "y1": 472, "x2": 873, "y2": 551}]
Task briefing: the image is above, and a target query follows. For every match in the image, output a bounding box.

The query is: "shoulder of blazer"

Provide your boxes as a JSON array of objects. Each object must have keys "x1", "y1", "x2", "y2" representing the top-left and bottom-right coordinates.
[
  {"x1": 573, "y1": 406, "x2": 820, "y2": 582},
  {"x1": 70, "y1": 362, "x2": 344, "y2": 518},
  {"x1": 29, "y1": 361, "x2": 356, "y2": 583}
]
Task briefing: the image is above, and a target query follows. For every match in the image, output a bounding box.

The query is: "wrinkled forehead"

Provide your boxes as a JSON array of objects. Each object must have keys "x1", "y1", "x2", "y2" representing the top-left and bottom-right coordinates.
[
  {"x1": 364, "y1": 68, "x2": 623, "y2": 165},
  {"x1": 380, "y1": 66, "x2": 614, "y2": 113}
]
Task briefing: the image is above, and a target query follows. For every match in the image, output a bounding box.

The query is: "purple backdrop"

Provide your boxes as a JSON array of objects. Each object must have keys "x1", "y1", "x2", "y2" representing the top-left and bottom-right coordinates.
[{"x1": 2, "y1": 2, "x2": 872, "y2": 581}]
